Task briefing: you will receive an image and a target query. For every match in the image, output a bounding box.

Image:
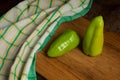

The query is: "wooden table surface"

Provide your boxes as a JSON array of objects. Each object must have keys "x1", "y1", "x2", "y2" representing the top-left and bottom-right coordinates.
[{"x1": 36, "y1": 17, "x2": 120, "y2": 80}]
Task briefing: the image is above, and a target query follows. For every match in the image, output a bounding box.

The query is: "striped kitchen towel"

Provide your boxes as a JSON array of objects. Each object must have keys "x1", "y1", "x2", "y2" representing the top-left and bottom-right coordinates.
[{"x1": 0, "y1": 0, "x2": 92, "y2": 80}]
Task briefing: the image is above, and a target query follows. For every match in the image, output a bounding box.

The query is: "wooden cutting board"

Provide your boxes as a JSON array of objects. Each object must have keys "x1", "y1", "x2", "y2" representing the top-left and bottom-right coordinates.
[{"x1": 36, "y1": 17, "x2": 120, "y2": 80}]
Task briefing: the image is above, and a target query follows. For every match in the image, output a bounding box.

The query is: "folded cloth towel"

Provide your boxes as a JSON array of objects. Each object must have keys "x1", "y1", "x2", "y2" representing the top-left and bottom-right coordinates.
[{"x1": 0, "y1": 0, "x2": 92, "y2": 80}]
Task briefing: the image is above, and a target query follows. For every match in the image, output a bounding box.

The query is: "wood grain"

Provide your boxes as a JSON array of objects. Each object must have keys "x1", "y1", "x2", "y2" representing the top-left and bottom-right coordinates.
[{"x1": 36, "y1": 18, "x2": 120, "y2": 80}]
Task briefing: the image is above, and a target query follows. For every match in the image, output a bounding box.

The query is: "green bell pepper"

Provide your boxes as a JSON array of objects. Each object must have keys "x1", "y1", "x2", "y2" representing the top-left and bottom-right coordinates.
[
  {"x1": 83, "y1": 16, "x2": 104, "y2": 56},
  {"x1": 47, "y1": 29, "x2": 80, "y2": 57}
]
